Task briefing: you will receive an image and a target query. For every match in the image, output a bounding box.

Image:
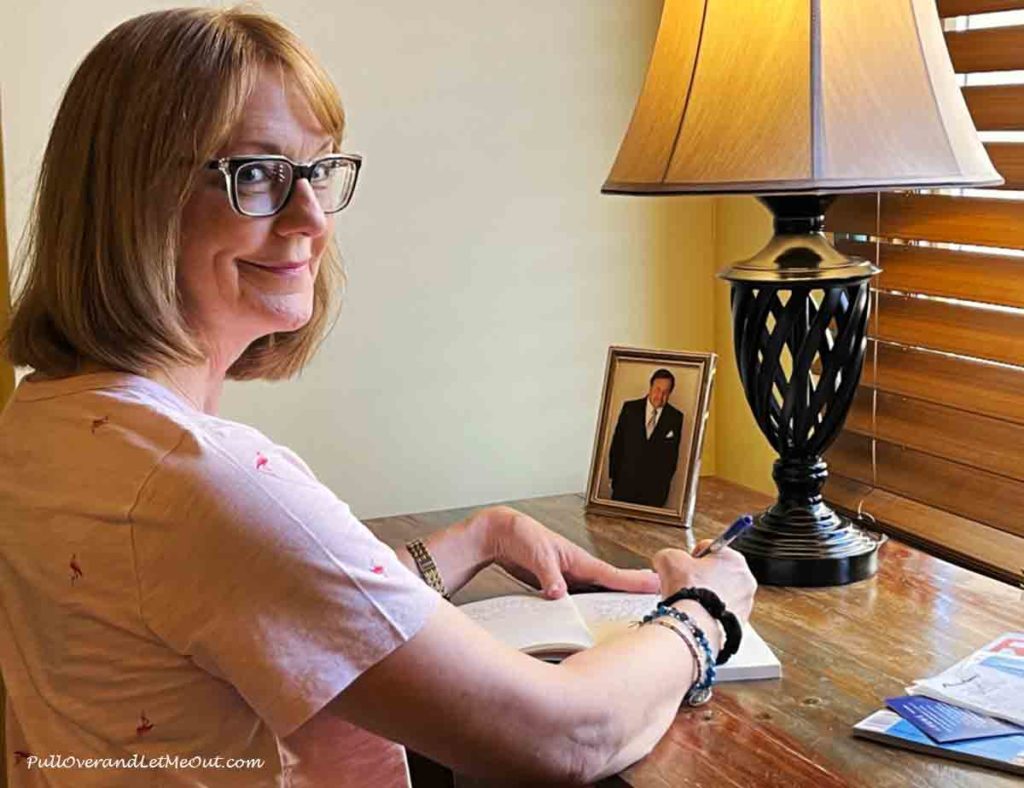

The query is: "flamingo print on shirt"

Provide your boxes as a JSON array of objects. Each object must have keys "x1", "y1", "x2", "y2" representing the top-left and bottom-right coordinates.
[
  {"x1": 255, "y1": 451, "x2": 269, "y2": 471},
  {"x1": 136, "y1": 711, "x2": 154, "y2": 737},
  {"x1": 371, "y1": 561, "x2": 386, "y2": 575}
]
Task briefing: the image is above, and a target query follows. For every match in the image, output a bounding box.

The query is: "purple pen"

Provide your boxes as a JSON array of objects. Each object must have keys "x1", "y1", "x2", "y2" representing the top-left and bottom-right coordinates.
[{"x1": 693, "y1": 515, "x2": 754, "y2": 558}]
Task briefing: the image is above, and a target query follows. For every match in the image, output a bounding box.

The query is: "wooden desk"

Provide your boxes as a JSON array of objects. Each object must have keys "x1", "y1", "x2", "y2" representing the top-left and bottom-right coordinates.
[{"x1": 366, "y1": 477, "x2": 1023, "y2": 787}]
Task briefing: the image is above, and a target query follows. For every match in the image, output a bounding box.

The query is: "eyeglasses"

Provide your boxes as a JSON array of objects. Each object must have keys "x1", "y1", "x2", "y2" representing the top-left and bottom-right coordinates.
[{"x1": 205, "y1": 153, "x2": 362, "y2": 218}]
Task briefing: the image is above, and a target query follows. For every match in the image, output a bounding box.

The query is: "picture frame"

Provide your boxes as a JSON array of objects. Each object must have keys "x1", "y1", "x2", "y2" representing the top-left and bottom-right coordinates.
[{"x1": 585, "y1": 346, "x2": 716, "y2": 528}]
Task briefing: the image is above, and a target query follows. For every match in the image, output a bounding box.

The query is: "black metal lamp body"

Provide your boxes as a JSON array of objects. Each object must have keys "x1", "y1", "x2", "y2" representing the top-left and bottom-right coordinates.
[{"x1": 721, "y1": 195, "x2": 884, "y2": 587}]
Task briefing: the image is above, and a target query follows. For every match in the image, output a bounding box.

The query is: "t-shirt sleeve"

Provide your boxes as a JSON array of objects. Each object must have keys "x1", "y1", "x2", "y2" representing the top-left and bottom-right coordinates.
[{"x1": 130, "y1": 426, "x2": 441, "y2": 738}]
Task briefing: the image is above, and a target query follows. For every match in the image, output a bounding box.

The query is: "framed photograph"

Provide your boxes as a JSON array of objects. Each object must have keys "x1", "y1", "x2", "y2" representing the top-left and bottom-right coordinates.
[{"x1": 586, "y1": 346, "x2": 716, "y2": 528}]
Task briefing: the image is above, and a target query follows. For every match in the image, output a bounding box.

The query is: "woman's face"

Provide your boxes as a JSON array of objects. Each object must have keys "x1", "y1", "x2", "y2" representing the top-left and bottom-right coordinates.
[{"x1": 178, "y1": 66, "x2": 335, "y2": 365}]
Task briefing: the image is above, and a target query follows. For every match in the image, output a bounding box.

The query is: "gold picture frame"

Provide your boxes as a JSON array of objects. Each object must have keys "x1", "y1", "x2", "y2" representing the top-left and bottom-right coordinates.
[{"x1": 586, "y1": 346, "x2": 716, "y2": 527}]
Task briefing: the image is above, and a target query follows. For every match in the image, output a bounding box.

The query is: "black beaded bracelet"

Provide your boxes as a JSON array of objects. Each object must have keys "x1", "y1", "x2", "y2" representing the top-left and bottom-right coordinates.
[
  {"x1": 662, "y1": 587, "x2": 743, "y2": 666},
  {"x1": 639, "y1": 606, "x2": 716, "y2": 705}
]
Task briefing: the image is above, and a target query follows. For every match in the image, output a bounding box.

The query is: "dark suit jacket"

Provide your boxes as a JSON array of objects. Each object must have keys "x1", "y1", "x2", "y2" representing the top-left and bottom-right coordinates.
[{"x1": 608, "y1": 397, "x2": 684, "y2": 508}]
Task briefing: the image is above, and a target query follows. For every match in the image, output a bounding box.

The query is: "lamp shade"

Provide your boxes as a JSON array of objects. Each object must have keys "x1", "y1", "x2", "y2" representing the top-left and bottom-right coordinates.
[{"x1": 604, "y1": 0, "x2": 1003, "y2": 195}]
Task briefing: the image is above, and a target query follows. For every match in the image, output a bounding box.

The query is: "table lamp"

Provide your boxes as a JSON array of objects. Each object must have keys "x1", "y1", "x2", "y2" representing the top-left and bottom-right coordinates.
[{"x1": 603, "y1": 0, "x2": 1002, "y2": 586}]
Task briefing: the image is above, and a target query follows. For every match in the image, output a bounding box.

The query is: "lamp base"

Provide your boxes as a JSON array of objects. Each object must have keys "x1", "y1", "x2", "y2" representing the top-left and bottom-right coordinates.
[
  {"x1": 732, "y1": 458, "x2": 885, "y2": 587},
  {"x1": 734, "y1": 510, "x2": 884, "y2": 587},
  {"x1": 719, "y1": 194, "x2": 885, "y2": 587}
]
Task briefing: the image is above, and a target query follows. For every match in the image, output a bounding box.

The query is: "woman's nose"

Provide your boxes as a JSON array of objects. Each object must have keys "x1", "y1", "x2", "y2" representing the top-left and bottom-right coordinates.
[{"x1": 275, "y1": 179, "x2": 329, "y2": 237}]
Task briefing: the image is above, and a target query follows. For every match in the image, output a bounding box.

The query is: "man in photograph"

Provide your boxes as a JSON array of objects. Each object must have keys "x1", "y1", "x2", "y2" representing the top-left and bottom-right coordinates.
[{"x1": 608, "y1": 369, "x2": 684, "y2": 508}]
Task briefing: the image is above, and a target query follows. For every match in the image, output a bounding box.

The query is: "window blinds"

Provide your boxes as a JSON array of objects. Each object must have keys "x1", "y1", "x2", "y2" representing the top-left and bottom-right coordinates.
[{"x1": 822, "y1": 0, "x2": 1024, "y2": 586}]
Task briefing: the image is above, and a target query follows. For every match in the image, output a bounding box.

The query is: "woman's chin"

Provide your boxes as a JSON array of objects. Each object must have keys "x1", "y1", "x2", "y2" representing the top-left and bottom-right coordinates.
[
  {"x1": 249, "y1": 293, "x2": 314, "y2": 333},
  {"x1": 268, "y1": 308, "x2": 313, "y2": 334}
]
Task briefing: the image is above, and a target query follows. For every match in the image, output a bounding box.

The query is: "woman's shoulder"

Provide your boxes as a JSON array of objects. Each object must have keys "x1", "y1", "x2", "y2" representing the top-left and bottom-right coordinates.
[
  {"x1": 5, "y1": 370, "x2": 330, "y2": 507},
  {"x1": 183, "y1": 411, "x2": 324, "y2": 492}
]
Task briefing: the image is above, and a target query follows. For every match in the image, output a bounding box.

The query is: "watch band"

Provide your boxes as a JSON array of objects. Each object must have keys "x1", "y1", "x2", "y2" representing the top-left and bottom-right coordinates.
[{"x1": 406, "y1": 538, "x2": 450, "y2": 600}]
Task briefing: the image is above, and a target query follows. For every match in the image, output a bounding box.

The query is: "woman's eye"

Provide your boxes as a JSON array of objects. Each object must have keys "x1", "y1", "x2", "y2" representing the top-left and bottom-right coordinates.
[
  {"x1": 238, "y1": 165, "x2": 272, "y2": 185},
  {"x1": 310, "y1": 162, "x2": 330, "y2": 183},
  {"x1": 236, "y1": 162, "x2": 291, "y2": 194}
]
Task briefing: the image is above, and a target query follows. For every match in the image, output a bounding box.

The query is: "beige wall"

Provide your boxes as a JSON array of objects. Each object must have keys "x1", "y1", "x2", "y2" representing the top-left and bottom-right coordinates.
[{"x1": 1, "y1": 0, "x2": 726, "y2": 519}]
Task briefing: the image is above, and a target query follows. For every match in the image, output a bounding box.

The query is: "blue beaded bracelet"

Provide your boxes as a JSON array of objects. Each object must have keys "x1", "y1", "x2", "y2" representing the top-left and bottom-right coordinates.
[{"x1": 640, "y1": 604, "x2": 717, "y2": 705}]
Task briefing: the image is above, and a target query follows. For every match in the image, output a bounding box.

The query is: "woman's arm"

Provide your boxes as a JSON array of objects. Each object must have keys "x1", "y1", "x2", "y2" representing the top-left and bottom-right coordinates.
[
  {"x1": 322, "y1": 545, "x2": 755, "y2": 785},
  {"x1": 396, "y1": 506, "x2": 660, "y2": 598}
]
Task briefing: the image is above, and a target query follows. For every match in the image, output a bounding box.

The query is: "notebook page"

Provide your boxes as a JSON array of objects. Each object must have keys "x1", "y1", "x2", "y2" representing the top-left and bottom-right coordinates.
[{"x1": 460, "y1": 594, "x2": 594, "y2": 655}]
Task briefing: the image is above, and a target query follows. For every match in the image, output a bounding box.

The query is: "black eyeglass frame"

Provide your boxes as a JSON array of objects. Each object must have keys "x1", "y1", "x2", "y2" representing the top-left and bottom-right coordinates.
[{"x1": 205, "y1": 153, "x2": 363, "y2": 218}]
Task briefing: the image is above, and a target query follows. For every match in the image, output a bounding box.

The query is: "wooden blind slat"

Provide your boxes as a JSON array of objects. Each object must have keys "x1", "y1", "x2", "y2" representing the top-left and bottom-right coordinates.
[
  {"x1": 845, "y1": 388, "x2": 1024, "y2": 482},
  {"x1": 827, "y1": 194, "x2": 878, "y2": 236},
  {"x1": 829, "y1": 193, "x2": 1024, "y2": 249},
  {"x1": 824, "y1": 474, "x2": 1022, "y2": 587},
  {"x1": 871, "y1": 291, "x2": 1024, "y2": 367},
  {"x1": 946, "y1": 26, "x2": 1024, "y2": 73},
  {"x1": 938, "y1": 0, "x2": 1024, "y2": 16},
  {"x1": 827, "y1": 431, "x2": 1024, "y2": 540},
  {"x1": 984, "y1": 142, "x2": 1024, "y2": 190},
  {"x1": 964, "y1": 84, "x2": 1024, "y2": 131},
  {"x1": 835, "y1": 240, "x2": 1024, "y2": 309},
  {"x1": 861, "y1": 340, "x2": 1024, "y2": 425}
]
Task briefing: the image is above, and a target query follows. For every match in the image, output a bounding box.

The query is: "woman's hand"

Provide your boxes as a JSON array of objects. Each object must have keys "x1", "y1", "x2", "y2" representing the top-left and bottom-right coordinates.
[
  {"x1": 652, "y1": 542, "x2": 757, "y2": 621},
  {"x1": 485, "y1": 506, "x2": 660, "y2": 599}
]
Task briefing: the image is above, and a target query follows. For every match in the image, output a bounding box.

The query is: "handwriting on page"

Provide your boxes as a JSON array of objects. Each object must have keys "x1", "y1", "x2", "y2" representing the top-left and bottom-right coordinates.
[
  {"x1": 459, "y1": 594, "x2": 593, "y2": 654},
  {"x1": 571, "y1": 593, "x2": 660, "y2": 645}
]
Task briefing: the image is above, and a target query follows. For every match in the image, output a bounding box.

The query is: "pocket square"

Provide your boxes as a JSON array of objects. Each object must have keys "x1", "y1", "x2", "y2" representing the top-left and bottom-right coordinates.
[{"x1": 665, "y1": 430, "x2": 675, "y2": 439}]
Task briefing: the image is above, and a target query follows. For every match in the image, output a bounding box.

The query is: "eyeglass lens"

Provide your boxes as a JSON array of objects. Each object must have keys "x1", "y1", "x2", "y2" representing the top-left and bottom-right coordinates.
[{"x1": 234, "y1": 158, "x2": 357, "y2": 216}]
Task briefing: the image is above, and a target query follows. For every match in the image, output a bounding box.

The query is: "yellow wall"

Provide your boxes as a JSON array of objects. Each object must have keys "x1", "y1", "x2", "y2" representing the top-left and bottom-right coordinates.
[
  {"x1": 711, "y1": 197, "x2": 776, "y2": 497},
  {"x1": 646, "y1": 196, "x2": 718, "y2": 477}
]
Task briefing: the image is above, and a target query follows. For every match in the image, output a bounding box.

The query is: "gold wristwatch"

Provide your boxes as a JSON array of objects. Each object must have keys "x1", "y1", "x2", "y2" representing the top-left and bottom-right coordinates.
[{"x1": 406, "y1": 538, "x2": 450, "y2": 600}]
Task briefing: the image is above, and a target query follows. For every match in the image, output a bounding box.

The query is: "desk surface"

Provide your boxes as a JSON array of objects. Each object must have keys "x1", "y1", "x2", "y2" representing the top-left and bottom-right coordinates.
[{"x1": 366, "y1": 477, "x2": 1024, "y2": 788}]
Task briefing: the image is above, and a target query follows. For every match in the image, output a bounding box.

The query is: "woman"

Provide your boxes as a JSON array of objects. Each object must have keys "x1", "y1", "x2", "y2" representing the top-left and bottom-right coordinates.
[{"x1": 0, "y1": 7, "x2": 756, "y2": 787}]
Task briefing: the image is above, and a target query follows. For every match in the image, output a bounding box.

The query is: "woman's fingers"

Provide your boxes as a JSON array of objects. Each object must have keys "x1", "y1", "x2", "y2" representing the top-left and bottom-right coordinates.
[
  {"x1": 563, "y1": 545, "x2": 660, "y2": 594},
  {"x1": 535, "y1": 556, "x2": 567, "y2": 599},
  {"x1": 597, "y1": 566, "x2": 660, "y2": 594},
  {"x1": 495, "y1": 512, "x2": 660, "y2": 598},
  {"x1": 691, "y1": 539, "x2": 714, "y2": 556}
]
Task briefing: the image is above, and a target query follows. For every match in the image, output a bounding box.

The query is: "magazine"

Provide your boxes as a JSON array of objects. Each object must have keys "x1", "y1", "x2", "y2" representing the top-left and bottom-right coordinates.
[{"x1": 907, "y1": 632, "x2": 1024, "y2": 727}]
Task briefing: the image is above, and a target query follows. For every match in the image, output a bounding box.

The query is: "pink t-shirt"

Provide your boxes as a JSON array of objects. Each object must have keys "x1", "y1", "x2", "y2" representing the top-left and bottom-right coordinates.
[{"x1": 0, "y1": 372, "x2": 441, "y2": 787}]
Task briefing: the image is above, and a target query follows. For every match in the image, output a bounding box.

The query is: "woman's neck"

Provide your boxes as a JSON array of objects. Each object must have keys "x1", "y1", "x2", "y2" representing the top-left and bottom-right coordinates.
[
  {"x1": 148, "y1": 361, "x2": 226, "y2": 415},
  {"x1": 74, "y1": 358, "x2": 225, "y2": 415}
]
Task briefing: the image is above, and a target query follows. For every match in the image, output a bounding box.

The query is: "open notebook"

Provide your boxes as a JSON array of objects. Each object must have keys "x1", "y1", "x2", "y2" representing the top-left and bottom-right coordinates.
[{"x1": 461, "y1": 592, "x2": 781, "y2": 680}]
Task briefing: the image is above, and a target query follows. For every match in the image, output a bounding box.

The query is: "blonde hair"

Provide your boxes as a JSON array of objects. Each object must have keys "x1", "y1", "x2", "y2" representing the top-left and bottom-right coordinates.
[{"x1": 4, "y1": 6, "x2": 346, "y2": 380}]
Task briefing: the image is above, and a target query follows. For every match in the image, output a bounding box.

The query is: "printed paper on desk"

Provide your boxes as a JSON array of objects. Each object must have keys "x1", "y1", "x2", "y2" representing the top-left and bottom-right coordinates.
[{"x1": 908, "y1": 632, "x2": 1024, "y2": 728}]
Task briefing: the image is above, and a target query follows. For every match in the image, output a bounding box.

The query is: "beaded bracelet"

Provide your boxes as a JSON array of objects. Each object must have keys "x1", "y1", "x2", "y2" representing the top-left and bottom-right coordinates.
[
  {"x1": 649, "y1": 619, "x2": 702, "y2": 688},
  {"x1": 640, "y1": 604, "x2": 716, "y2": 705},
  {"x1": 662, "y1": 587, "x2": 742, "y2": 666}
]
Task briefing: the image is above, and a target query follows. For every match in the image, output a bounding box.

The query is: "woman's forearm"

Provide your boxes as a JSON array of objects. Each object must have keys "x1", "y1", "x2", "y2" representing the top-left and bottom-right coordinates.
[
  {"x1": 330, "y1": 598, "x2": 718, "y2": 785},
  {"x1": 558, "y1": 600, "x2": 722, "y2": 781}
]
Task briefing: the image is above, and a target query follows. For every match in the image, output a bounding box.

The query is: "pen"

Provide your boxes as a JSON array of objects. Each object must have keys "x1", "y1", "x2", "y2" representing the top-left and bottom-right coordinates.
[{"x1": 692, "y1": 514, "x2": 754, "y2": 558}]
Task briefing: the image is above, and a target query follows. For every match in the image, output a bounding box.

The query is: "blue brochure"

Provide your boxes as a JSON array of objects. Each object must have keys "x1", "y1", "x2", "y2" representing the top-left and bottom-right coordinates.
[
  {"x1": 854, "y1": 710, "x2": 1024, "y2": 777},
  {"x1": 886, "y1": 695, "x2": 1024, "y2": 744}
]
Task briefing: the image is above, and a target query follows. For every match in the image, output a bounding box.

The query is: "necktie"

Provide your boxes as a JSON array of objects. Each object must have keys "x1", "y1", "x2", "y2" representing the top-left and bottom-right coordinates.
[{"x1": 646, "y1": 409, "x2": 658, "y2": 439}]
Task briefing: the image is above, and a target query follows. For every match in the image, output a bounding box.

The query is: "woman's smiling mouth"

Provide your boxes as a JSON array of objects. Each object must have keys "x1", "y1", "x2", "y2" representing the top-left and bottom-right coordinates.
[{"x1": 238, "y1": 258, "x2": 309, "y2": 276}]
